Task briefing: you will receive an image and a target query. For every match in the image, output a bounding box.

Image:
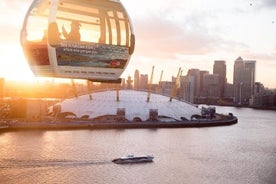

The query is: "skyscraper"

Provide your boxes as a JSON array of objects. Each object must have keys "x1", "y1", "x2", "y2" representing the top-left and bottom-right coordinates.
[
  {"x1": 139, "y1": 74, "x2": 148, "y2": 90},
  {"x1": 233, "y1": 57, "x2": 256, "y2": 105},
  {"x1": 180, "y1": 75, "x2": 195, "y2": 103},
  {"x1": 213, "y1": 60, "x2": 226, "y2": 98},
  {"x1": 199, "y1": 70, "x2": 209, "y2": 96},
  {"x1": 244, "y1": 60, "x2": 256, "y2": 95},
  {"x1": 126, "y1": 76, "x2": 133, "y2": 89},
  {"x1": 187, "y1": 69, "x2": 200, "y2": 98},
  {"x1": 202, "y1": 74, "x2": 220, "y2": 98},
  {"x1": 134, "y1": 69, "x2": 140, "y2": 90}
]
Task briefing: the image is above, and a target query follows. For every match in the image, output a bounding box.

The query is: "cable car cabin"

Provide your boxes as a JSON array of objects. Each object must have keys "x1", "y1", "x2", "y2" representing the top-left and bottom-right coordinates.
[{"x1": 21, "y1": 0, "x2": 135, "y2": 83}]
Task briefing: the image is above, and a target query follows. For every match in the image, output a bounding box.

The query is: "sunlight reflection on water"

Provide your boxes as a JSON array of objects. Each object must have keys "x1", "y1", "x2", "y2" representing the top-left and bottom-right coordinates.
[{"x1": 0, "y1": 106, "x2": 275, "y2": 184}]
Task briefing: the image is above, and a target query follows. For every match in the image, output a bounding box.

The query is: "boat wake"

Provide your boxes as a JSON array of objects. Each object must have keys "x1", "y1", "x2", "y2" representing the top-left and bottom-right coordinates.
[{"x1": 0, "y1": 158, "x2": 112, "y2": 169}]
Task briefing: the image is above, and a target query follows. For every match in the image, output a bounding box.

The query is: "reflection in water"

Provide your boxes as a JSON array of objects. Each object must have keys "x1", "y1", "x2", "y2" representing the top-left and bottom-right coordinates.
[{"x1": 0, "y1": 107, "x2": 276, "y2": 184}]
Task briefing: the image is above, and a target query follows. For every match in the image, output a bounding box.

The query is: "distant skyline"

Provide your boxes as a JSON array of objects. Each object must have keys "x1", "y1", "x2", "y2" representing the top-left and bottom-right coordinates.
[{"x1": 0, "y1": 0, "x2": 275, "y2": 88}]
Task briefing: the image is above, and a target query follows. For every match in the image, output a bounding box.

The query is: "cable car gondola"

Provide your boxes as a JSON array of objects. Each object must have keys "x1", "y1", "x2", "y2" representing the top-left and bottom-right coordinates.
[{"x1": 21, "y1": 0, "x2": 135, "y2": 83}]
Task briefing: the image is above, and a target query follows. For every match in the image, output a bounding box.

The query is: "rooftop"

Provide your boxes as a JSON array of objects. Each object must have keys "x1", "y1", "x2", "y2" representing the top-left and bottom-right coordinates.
[{"x1": 52, "y1": 90, "x2": 201, "y2": 121}]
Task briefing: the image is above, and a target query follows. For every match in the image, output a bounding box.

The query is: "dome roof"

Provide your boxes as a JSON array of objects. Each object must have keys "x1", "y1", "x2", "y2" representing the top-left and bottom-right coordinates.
[{"x1": 52, "y1": 90, "x2": 201, "y2": 121}]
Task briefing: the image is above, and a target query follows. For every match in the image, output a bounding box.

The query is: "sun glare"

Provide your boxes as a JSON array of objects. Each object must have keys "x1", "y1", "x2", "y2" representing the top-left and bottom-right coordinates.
[{"x1": 0, "y1": 44, "x2": 36, "y2": 81}]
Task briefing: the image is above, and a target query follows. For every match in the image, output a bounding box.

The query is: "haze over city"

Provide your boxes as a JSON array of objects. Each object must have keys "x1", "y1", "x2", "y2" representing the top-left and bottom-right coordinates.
[
  {"x1": 0, "y1": 1, "x2": 276, "y2": 184},
  {"x1": 0, "y1": 0, "x2": 275, "y2": 88}
]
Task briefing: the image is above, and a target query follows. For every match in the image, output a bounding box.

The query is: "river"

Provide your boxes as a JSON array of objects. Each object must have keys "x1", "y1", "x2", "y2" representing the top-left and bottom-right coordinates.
[{"x1": 0, "y1": 106, "x2": 275, "y2": 184}]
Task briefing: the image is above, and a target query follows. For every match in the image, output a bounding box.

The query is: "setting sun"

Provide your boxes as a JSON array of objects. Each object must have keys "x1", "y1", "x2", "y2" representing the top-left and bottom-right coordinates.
[{"x1": 0, "y1": 44, "x2": 35, "y2": 81}]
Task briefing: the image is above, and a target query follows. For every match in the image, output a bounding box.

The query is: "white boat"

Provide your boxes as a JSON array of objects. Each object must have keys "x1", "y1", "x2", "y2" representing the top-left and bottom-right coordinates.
[{"x1": 112, "y1": 154, "x2": 154, "y2": 164}]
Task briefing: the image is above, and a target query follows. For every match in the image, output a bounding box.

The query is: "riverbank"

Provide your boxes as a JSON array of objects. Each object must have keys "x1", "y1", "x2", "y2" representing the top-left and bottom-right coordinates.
[
  {"x1": 196, "y1": 102, "x2": 276, "y2": 111},
  {"x1": 0, "y1": 115, "x2": 237, "y2": 131}
]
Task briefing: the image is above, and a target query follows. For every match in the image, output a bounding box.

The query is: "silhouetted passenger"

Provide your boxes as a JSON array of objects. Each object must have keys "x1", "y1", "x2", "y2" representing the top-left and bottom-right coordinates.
[
  {"x1": 48, "y1": 22, "x2": 61, "y2": 47},
  {"x1": 62, "y1": 21, "x2": 81, "y2": 41}
]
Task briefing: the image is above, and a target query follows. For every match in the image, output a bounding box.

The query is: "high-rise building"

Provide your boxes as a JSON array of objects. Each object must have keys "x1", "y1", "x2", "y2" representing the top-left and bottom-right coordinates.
[
  {"x1": 180, "y1": 75, "x2": 195, "y2": 103},
  {"x1": 233, "y1": 57, "x2": 245, "y2": 104},
  {"x1": 199, "y1": 70, "x2": 209, "y2": 96},
  {"x1": 252, "y1": 82, "x2": 276, "y2": 107},
  {"x1": 233, "y1": 57, "x2": 256, "y2": 105},
  {"x1": 126, "y1": 76, "x2": 133, "y2": 89},
  {"x1": 134, "y1": 70, "x2": 140, "y2": 90},
  {"x1": 139, "y1": 74, "x2": 148, "y2": 90},
  {"x1": 252, "y1": 82, "x2": 265, "y2": 107},
  {"x1": 202, "y1": 74, "x2": 220, "y2": 98},
  {"x1": 244, "y1": 60, "x2": 256, "y2": 95},
  {"x1": 213, "y1": 60, "x2": 226, "y2": 98},
  {"x1": 187, "y1": 69, "x2": 200, "y2": 98},
  {"x1": 159, "y1": 81, "x2": 174, "y2": 96},
  {"x1": 224, "y1": 83, "x2": 234, "y2": 99},
  {"x1": 254, "y1": 82, "x2": 265, "y2": 95}
]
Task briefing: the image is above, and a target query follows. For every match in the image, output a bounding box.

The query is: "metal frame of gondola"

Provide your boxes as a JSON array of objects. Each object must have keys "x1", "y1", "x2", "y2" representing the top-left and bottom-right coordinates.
[{"x1": 21, "y1": 0, "x2": 135, "y2": 83}]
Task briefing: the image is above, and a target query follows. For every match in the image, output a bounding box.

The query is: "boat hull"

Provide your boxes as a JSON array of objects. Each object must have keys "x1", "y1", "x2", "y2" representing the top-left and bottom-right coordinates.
[{"x1": 112, "y1": 155, "x2": 154, "y2": 164}]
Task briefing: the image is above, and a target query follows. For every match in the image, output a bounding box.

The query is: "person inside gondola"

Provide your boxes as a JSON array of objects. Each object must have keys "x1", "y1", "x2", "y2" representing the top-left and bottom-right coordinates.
[
  {"x1": 48, "y1": 22, "x2": 62, "y2": 47},
  {"x1": 62, "y1": 20, "x2": 81, "y2": 41}
]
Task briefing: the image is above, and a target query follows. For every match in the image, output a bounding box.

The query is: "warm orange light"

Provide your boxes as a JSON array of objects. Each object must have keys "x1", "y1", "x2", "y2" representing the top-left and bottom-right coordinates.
[{"x1": 0, "y1": 44, "x2": 36, "y2": 81}]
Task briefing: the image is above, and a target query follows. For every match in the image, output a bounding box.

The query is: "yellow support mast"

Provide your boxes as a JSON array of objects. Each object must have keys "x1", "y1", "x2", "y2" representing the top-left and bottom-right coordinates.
[
  {"x1": 71, "y1": 79, "x2": 78, "y2": 98},
  {"x1": 116, "y1": 83, "x2": 120, "y2": 102},
  {"x1": 156, "y1": 70, "x2": 163, "y2": 94},
  {"x1": 87, "y1": 80, "x2": 92, "y2": 100},
  {"x1": 147, "y1": 66, "x2": 155, "y2": 102},
  {"x1": 170, "y1": 67, "x2": 182, "y2": 102}
]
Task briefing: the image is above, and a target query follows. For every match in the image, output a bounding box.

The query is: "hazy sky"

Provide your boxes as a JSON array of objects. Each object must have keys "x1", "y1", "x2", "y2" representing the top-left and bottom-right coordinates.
[{"x1": 0, "y1": 0, "x2": 276, "y2": 88}]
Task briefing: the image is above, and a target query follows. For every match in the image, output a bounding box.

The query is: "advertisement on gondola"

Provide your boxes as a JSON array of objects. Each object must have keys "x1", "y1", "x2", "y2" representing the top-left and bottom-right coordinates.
[{"x1": 56, "y1": 41, "x2": 129, "y2": 69}]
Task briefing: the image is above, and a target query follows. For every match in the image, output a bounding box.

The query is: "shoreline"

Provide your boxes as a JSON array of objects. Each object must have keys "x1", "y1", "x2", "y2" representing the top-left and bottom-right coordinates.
[
  {"x1": 0, "y1": 116, "x2": 238, "y2": 131},
  {"x1": 196, "y1": 103, "x2": 276, "y2": 111}
]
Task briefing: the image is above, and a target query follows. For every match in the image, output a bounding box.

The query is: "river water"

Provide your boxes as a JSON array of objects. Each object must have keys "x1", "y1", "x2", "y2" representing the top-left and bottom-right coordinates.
[{"x1": 0, "y1": 106, "x2": 275, "y2": 184}]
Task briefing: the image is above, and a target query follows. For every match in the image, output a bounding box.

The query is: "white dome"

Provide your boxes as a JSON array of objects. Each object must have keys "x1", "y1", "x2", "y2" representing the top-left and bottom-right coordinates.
[{"x1": 53, "y1": 90, "x2": 201, "y2": 121}]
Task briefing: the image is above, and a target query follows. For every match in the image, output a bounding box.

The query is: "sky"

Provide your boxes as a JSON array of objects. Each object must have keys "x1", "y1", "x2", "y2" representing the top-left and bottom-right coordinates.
[{"x1": 0, "y1": 0, "x2": 276, "y2": 88}]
